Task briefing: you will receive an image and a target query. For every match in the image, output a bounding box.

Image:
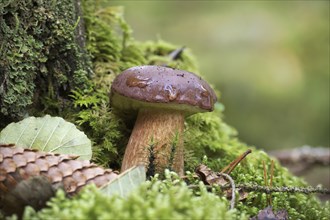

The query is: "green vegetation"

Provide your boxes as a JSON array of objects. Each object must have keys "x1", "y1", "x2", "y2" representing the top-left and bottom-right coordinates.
[
  {"x1": 0, "y1": 0, "x2": 91, "y2": 123},
  {"x1": 23, "y1": 172, "x2": 245, "y2": 220},
  {"x1": 0, "y1": 0, "x2": 328, "y2": 219},
  {"x1": 22, "y1": 170, "x2": 330, "y2": 219}
]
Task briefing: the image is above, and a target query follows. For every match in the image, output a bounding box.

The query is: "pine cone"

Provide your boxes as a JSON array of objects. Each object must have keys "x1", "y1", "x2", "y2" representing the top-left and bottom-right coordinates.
[{"x1": 0, "y1": 144, "x2": 118, "y2": 217}]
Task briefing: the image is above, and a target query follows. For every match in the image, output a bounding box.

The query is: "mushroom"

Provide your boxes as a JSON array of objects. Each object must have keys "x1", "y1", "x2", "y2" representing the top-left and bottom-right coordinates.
[{"x1": 110, "y1": 65, "x2": 217, "y2": 175}]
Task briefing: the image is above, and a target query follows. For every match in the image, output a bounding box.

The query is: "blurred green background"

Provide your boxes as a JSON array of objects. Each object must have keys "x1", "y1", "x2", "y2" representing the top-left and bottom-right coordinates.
[{"x1": 109, "y1": 1, "x2": 329, "y2": 151}]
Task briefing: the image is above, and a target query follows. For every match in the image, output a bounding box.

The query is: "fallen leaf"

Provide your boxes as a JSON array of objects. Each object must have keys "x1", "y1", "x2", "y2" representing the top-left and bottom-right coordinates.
[
  {"x1": 0, "y1": 115, "x2": 92, "y2": 160},
  {"x1": 195, "y1": 164, "x2": 248, "y2": 201},
  {"x1": 101, "y1": 165, "x2": 146, "y2": 198},
  {"x1": 250, "y1": 206, "x2": 289, "y2": 220}
]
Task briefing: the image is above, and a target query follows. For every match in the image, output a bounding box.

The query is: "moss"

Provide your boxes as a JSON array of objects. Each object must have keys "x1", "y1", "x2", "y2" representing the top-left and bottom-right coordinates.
[
  {"x1": 1, "y1": 0, "x2": 328, "y2": 219},
  {"x1": 23, "y1": 172, "x2": 246, "y2": 220},
  {"x1": 0, "y1": 0, "x2": 91, "y2": 125},
  {"x1": 70, "y1": 87, "x2": 129, "y2": 168},
  {"x1": 21, "y1": 171, "x2": 330, "y2": 219}
]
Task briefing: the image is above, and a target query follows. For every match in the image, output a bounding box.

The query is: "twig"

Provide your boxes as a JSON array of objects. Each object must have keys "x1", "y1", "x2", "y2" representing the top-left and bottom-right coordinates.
[
  {"x1": 161, "y1": 46, "x2": 186, "y2": 67},
  {"x1": 218, "y1": 173, "x2": 236, "y2": 209},
  {"x1": 269, "y1": 146, "x2": 330, "y2": 175},
  {"x1": 237, "y1": 184, "x2": 330, "y2": 194},
  {"x1": 168, "y1": 46, "x2": 186, "y2": 61},
  {"x1": 188, "y1": 184, "x2": 330, "y2": 195},
  {"x1": 221, "y1": 149, "x2": 252, "y2": 174},
  {"x1": 262, "y1": 161, "x2": 268, "y2": 189},
  {"x1": 269, "y1": 160, "x2": 274, "y2": 205},
  {"x1": 270, "y1": 160, "x2": 274, "y2": 189}
]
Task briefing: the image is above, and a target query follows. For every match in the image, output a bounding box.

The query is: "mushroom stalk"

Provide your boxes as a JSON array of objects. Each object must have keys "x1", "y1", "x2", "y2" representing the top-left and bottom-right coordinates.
[{"x1": 121, "y1": 108, "x2": 184, "y2": 175}]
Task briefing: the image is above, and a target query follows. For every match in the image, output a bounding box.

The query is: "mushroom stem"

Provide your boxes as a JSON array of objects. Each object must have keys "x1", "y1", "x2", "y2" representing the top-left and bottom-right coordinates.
[{"x1": 121, "y1": 108, "x2": 184, "y2": 176}]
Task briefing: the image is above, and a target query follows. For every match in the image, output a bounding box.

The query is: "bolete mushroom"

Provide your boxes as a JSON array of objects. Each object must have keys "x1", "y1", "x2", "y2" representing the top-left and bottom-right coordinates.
[{"x1": 110, "y1": 65, "x2": 217, "y2": 175}]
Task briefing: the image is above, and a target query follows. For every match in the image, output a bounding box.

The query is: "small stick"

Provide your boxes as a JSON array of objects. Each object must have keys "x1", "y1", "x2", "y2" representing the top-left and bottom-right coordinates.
[
  {"x1": 168, "y1": 46, "x2": 186, "y2": 61},
  {"x1": 221, "y1": 149, "x2": 252, "y2": 174},
  {"x1": 218, "y1": 173, "x2": 236, "y2": 210},
  {"x1": 270, "y1": 160, "x2": 274, "y2": 188},
  {"x1": 268, "y1": 160, "x2": 274, "y2": 206},
  {"x1": 188, "y1": 184, "x2": 330, "y2": 194},
  {"x1": 263, "y1": 160, "x2": 268, "y2": 188},
  {"x1": 262, "y1": 160, "x2": 270, "y2": 205}
]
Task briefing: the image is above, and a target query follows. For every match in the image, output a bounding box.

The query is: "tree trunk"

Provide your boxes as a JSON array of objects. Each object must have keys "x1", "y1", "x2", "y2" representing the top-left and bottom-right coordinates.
[{"x1": 0, "y1": 0, "x2": 91, "y2": 128}]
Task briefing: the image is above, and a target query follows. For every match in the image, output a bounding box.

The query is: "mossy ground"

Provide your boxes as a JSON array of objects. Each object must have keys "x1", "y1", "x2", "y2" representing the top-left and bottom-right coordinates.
[{"x1": 1, "y1": 0, "x2": 329, "y2": 219}]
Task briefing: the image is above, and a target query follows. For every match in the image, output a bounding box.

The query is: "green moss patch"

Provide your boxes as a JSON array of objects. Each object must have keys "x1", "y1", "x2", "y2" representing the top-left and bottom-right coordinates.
[{"x1": 0, "y1": 0, "x2": 91, "y2": 122}]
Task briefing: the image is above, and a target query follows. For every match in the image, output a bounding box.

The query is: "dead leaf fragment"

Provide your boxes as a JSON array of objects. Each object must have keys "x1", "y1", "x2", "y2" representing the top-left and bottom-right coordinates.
[{"x1": 250, "y1": 206, "x2": 289, "y2": 220}]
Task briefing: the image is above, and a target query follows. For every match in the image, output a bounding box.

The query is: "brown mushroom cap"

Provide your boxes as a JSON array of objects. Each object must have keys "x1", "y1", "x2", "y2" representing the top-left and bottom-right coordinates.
[{"x1": 110, "y1": 65, "x2": 217, "y2": 116}]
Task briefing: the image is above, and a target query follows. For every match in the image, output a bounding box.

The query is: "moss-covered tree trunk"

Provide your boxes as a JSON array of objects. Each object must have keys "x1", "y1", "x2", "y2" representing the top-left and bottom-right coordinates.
[{"x1": 0, "y1": 0, "x2": 91, "y2": 127}]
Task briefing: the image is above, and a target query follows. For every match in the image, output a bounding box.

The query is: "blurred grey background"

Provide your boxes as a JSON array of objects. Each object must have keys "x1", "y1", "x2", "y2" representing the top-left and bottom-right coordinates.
[{"x1": 108, "y1": 1, "x2": 329, "y2": 153}]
